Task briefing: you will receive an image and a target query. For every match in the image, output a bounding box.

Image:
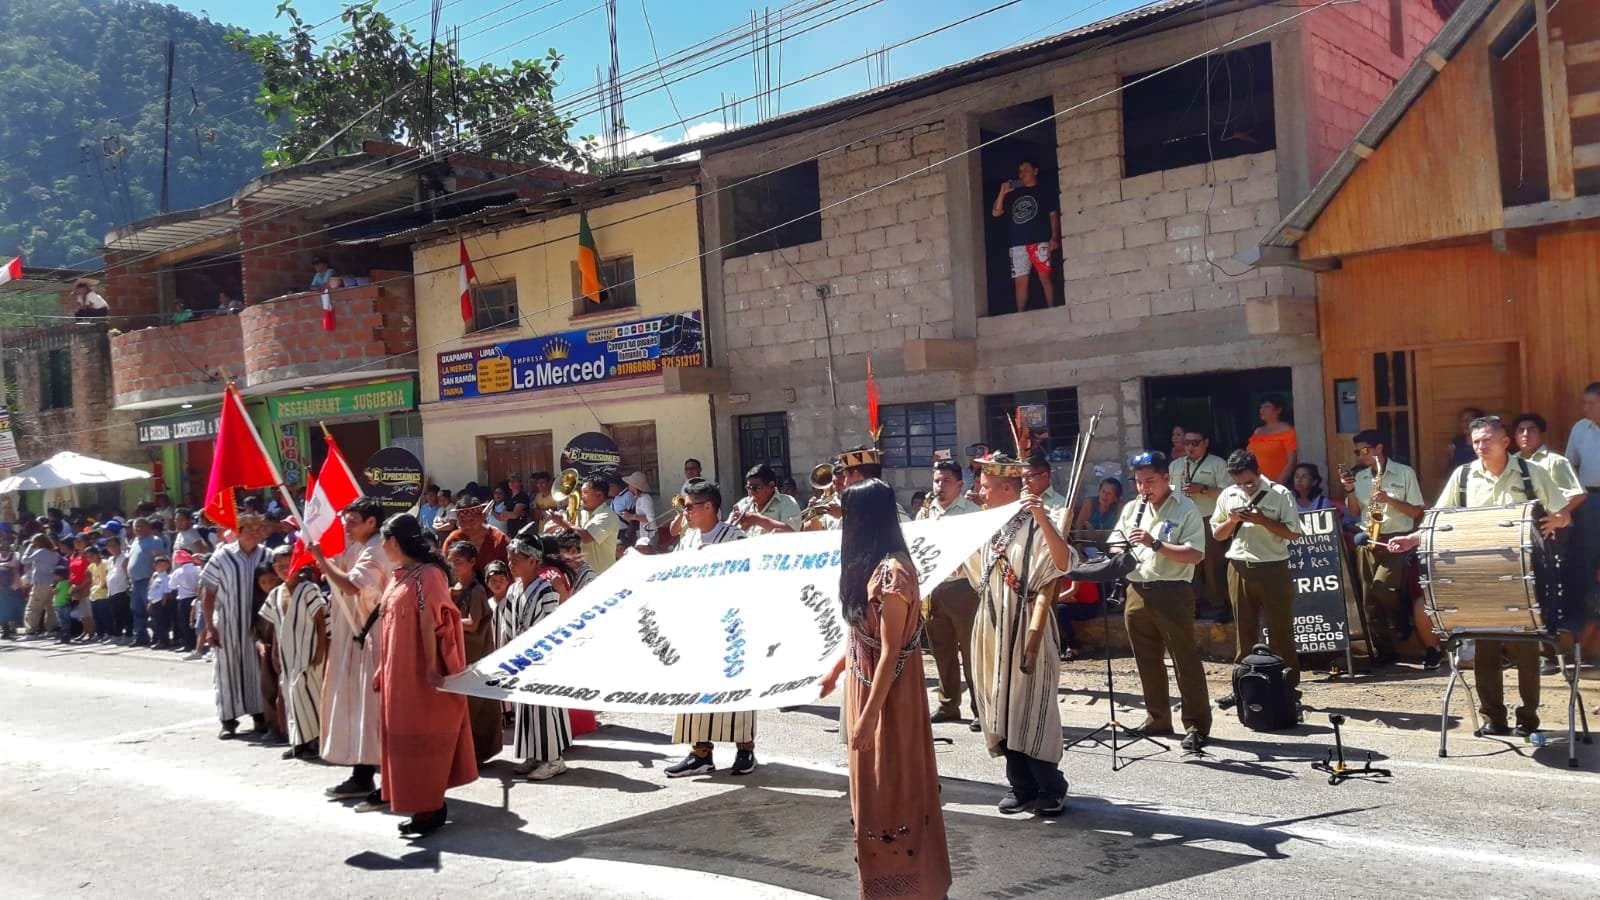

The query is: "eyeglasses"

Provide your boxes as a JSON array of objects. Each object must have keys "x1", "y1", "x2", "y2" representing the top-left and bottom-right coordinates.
[
  {"x1": 1353, "y1": 446, "x2": 1372, "y2": 455},
  {"x1": 686, "y1": 499, "x2": 714, "y2": 510},
  {"x1": 744, "y1": 483, "x2": 764, "y2": 492}
]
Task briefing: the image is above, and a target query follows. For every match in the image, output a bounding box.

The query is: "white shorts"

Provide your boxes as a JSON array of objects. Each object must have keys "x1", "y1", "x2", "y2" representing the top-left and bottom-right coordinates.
[{"x1": 1009, "y1": 242, "x2": 1052, "y2": 279}]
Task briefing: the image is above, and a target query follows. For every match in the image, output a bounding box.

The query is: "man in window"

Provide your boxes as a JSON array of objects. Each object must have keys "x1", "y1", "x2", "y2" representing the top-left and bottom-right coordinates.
[
  {"x1": 991, "y1": 160, "x2": 1060, "y2": 313},
  {"x1": 309, "y1": 256, "x2": 336, "y2": 291}
]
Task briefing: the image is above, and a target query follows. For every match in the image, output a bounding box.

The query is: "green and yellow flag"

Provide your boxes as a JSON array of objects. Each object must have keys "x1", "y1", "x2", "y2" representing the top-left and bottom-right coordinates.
[{"x1": 577, "y1": 210, "x2": 602, "y2": 303}]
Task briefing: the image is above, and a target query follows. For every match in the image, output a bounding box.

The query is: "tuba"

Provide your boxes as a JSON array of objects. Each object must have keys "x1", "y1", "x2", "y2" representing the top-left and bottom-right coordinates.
[{"x1": 551, "y1": 468, "x2": 582, "y2": 523}]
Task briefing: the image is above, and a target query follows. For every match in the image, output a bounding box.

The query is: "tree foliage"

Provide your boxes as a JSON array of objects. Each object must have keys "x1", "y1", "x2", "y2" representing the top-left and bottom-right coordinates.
[
  {"x1": 0, "y1": 0, "x2": 275, "y2": 267},
  {"x1": 229, "y1": 2, "x2": 592, "y2": 168}
]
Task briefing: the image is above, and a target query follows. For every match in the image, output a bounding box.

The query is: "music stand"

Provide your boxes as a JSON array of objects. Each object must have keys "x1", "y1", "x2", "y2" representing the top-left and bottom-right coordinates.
[{"x1": 1063, "y1": 576, "x2": 1170, "y2": 770}]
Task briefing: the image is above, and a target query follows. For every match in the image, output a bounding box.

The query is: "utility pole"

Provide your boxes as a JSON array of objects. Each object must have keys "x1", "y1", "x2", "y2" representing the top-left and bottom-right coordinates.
[{"x1": 159, "y1": 39, "x2": 175, "y2": 214}]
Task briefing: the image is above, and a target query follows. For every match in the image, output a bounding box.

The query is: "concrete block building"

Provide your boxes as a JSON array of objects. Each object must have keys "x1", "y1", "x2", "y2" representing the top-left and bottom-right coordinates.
[{"x1": 658, "y1": 0, "x2": 1451, "y2": 502}]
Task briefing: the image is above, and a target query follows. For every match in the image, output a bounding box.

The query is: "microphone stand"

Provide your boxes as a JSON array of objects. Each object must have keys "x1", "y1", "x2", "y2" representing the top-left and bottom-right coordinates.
[{"x1": 1063, "y1": 551, "x2": 1171, "y2": 770}]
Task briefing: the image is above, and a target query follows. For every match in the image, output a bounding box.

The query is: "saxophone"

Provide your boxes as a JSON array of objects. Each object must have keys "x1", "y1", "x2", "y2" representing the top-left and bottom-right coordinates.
[{"x1": 1365, "y1": 456, "x2": 1386, "y2": 542}]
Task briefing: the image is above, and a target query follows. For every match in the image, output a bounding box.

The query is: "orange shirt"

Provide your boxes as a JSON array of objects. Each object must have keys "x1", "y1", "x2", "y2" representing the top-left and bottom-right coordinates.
[{"x1": 1247, "y1": 428, "x2": 1298, "y2": 481}]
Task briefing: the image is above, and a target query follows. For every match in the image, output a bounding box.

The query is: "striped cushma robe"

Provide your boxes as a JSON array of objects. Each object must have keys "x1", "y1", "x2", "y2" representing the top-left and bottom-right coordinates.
[
  {"x1": 319, "y1": 536, "x2": 388, "y2": 767},
  {"x1": 200, "y1": 541, "x2": 267, "y2": 723},
  {"x1": 966, "y1": 512, "x2": 1072, "y2": 765},
  {"x1": 498, "y1": 577, "x2": 570, "y2": 762},
  {"x1": 671, "y1": 522, "x2": 756, "y2": 745},
  {"x1": 260, "y1": 580, "x2": 328, "y2": 746}
]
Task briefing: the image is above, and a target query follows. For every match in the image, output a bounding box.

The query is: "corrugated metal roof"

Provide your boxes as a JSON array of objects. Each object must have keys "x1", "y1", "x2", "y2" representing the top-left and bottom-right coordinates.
[
  {"x1": 1257, "y1": 0, "x2": 1499, "y2": 256},
  {"x1": 364, "y1": 161, "x2": 700, "y2": 248},
  {"x1": 653, "y1": 0, "x2": 1215, "y2": 159}
]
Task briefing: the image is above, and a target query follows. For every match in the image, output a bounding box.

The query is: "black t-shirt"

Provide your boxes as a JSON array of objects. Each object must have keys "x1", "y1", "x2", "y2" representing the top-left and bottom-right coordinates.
[
  {"x1": 1004, "y1": 185, "x2": 1057, "y2": 246},
  {"x1": 505, "y1": 491, "x2": 532, "y2": 536}
]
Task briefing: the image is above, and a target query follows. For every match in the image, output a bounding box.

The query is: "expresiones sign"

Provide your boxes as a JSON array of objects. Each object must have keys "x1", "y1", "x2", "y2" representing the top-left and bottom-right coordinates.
[{"x1": 436, "y1": 311, "x2": 703, "y2": 401}]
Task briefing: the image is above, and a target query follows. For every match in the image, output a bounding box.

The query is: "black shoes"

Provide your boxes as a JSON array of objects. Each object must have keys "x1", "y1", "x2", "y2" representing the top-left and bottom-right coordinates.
[
  {"x1": 968, "y1": 719, "x2": 982, "y2": 733},
  {"x1": 1474, "y1": 721, "x2": 1511, "y2": 737},
  {"x1": 730, "y1": 749, "x2": 758, "y2": 776},
  {"x1": 930, "y1": 710, "x2": 963, "y2": 724},
  {"x1": 399, "y1": 804, "x2": 447, "y2": 836},
  {"x1": 1423, "y1": 647, "x2": 1443, "y2": 670},
  {"x1": 1181, "y1": 731, "x2": 1206, "y2": 752},
  {"x1": 1511, "y1": 725, "x2": 1540, "y2": 739},
  {"x1": 665, "y1": 752, "x2": 715, "y2": 778},
  {"x1": 1134, "y1": 718, "x2": 1174, "y2": 736},
  {"x1": 325, "y1": 777, "x2": 375, "y2": 799},
  {"x1": 1216, "y1": 694, "x2": 1237, "y2": 710},
  {"x1": 218, "y1": 719, "x2": 238, "y2": 740}
]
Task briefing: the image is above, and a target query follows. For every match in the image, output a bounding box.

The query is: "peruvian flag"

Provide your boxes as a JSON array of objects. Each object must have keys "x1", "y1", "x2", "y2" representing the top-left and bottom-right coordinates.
[
  {"x1": 203, "y1": 383, "x2": 282, "y2": 531},
  {"x1": 0, "y1": 256, "x2": 22, "y2": 286},
  {"x1": 288, "y1": 432, "x2": 363, "y2": 572},
  {"x1": 320, "y1": 288, "x2": 335, "y2": 331},
  {"x1": 459, "y1": 238, "x2": 477, "y2": 323}
]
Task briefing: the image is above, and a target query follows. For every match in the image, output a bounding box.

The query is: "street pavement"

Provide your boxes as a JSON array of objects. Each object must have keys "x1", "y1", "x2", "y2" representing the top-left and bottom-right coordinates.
[{"x1": 3, "y1": 639, "x2": 1597, "y2": 899}]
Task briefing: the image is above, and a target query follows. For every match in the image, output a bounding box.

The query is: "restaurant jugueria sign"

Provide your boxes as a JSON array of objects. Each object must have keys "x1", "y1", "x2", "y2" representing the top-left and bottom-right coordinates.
[
  {"x1": 267, "y1": 380, "x2": 415, "y2": 421},
  {"x1": 436, "y1": 311, "x2": 704, "y2": 401}
]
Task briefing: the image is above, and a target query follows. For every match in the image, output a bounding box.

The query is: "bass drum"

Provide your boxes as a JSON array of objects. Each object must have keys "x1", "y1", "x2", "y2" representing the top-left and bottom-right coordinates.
[{"x1": 1417, "y1": 502, "x2": 1560, "y2": 634}]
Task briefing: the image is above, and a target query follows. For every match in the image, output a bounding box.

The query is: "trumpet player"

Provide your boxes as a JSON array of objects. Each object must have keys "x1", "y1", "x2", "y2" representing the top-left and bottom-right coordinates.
[
  {"x1": 728, "y1": 465, "x2": 802, "y2": 536},
  {"x1": 919, "y1": 460, "x2": 981, "y2": 726},
  {"x1": 544, "y1": 474, "x2": 621, "y2": 575},
  {"x1": 1340, "y1": 429, "x2": 1425, "y2": 667}
]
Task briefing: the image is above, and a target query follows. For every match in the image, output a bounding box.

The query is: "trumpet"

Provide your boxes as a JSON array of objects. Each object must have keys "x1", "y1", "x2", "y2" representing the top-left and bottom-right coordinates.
[
  {"x1": 809, "y1": 462, "x2": 835, "y2": 492},
  {"x1": 672, "y1": 494, "x2": 686, "y2": 509},
  {"x1": 551, "y1": 468, "x2": 581, "y2": 523}
]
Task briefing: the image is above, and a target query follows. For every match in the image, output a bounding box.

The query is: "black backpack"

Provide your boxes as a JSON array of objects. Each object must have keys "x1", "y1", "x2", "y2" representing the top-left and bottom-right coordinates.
[{"x1": 1232, "y1": 643, "x2": 1299, "y2": 731}]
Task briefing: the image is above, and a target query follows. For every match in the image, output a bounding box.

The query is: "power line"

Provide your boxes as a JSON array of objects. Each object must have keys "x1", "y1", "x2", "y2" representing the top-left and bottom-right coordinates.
[{"x1": 13, "y1": 0, "x2": 1346, "y2": 451}]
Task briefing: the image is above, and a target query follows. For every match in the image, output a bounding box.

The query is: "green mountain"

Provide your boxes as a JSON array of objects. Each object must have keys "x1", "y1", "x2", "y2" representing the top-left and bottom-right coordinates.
[{"x1": 0, "y1": 0, "x2": 275, "y2": 268}]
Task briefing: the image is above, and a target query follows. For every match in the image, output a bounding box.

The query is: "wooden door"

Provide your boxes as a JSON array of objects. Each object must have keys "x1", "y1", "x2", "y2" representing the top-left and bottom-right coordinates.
[
  {"x1": 1414, "y1": 341, "x2": 1523, "y2": 493},
  {"x1": 481, "y1": 433, "x2": 552, "y2": 487}
]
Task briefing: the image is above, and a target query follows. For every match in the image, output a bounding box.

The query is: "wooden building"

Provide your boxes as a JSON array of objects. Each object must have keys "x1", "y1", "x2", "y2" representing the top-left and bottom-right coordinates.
[{"x1": 1259, "y1": 0, "x2": 1600, "y2": 494}]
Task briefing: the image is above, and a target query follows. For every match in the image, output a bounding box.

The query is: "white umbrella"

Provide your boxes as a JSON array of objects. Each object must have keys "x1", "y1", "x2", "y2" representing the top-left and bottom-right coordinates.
[{"x1": 0, "y1": 451, "x2": 151, "y2": 493}]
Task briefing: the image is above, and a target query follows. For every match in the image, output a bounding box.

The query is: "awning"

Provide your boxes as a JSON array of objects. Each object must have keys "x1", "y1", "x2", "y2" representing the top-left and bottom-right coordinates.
[{"x1": 0, "y1": 451, "x2": 151, "y2": 493}]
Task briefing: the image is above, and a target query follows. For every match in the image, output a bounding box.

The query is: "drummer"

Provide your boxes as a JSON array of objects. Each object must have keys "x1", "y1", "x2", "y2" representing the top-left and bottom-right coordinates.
[
  {"x1": 1387, "y1": 415, "x2": 1570, "y2": 738},
  {"x1": 1339, "y1": 429, "x2": 1431, "y2": 669}
]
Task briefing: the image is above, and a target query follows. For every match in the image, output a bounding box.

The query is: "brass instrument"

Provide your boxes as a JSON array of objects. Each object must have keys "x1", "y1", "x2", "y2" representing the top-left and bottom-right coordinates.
[
  {"x1": 1365, "y1": 457, "x2": 1386, "y2": 543},
  {"x1": 800, "y1": 463, "x2": 837, "y2": 529},
  {"x1": 551, "y1": 468, "x2": 582, "y2": 523},
  {"x1": 919, "y1": 489, "x2": 937, "y2": 519},
  {"x1": 672, "y1": 494, "x2": 686, "y2": 509}
]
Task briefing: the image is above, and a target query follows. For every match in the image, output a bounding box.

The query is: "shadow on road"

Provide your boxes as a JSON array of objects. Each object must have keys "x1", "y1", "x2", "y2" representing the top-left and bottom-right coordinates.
[{"x1": 341, "y1": 761, "x2": 1360, "y2": 897}]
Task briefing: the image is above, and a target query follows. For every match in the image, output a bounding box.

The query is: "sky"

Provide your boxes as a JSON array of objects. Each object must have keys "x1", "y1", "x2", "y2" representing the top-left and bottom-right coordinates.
[{"x1": 170, "y1": 0, "x2": 1151, "y2": 156}]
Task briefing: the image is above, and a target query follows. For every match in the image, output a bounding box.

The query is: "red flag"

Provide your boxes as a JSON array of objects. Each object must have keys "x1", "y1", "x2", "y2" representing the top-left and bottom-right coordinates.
[
  {"x1": 459, "y1": 238, "x2": 477, "y2": 323},
  {"x1": 0, "y1": 256, "x2": 21, "y2": 286},
  {"x1": 866, "y1": 358, "x2": 881, "y2": 444},
  {"x1": 203, "y1": 384, "x2": 281, "y2": 530},
  {"x1": 288, "y1": 434, "x2": 364, "y2": 572},
  {"x1": 320, "y1": 288, "x2": 335, "y2": 331}
]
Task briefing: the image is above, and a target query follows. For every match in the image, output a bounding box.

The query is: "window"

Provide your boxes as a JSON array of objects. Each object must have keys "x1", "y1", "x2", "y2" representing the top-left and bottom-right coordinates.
[
  {"x1": 737, "y1": 413, "x2": 791, "y2": 483},
  {"x1": 1122, "y1": 43, "x2": 1275, "y2": 179},
  {"x1": 41, "y1": 348, "x2": 72, "y2": 410},
  {"x1": 471, "y1": 280, "x2": 518, "y2": 332},
  {"x1": 573, "y1": 256, "x2": 637, "y2": 316},
  {"x1": 880, "y1": 402, "x2": 958, "y2": 470},
  {"x1": 608, "y1": 421, "x2": 660, "y2": 492},
  {"x1": 727, "y1": 161, "x2": 822, "y2": 257},
  {"x1": 1372, "y1": 351, "x2": 1416, "y2": 465},
  {"x1": 982, "y1": 390, "x2": 1079, "y2": 461}
]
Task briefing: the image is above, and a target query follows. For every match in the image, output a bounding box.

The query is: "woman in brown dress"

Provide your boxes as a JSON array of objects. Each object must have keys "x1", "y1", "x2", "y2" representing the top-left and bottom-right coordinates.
[
  {"x1": 821, "y1": 478, "x2": 951, "y2": 900},
  {"x1": 447, "y1": 539, "x2": 502, "y2": 765}
]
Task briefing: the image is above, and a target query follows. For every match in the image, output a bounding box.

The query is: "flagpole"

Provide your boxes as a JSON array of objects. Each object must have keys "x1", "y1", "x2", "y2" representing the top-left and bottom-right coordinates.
[{"x1": 228, "y1": 381, "x2": 303, "y2": 523}]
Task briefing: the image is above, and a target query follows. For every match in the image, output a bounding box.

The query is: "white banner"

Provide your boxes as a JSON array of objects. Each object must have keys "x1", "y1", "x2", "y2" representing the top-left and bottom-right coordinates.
[{"x1": 442, "y1": 503, "x2": 1020, "y2": 713}]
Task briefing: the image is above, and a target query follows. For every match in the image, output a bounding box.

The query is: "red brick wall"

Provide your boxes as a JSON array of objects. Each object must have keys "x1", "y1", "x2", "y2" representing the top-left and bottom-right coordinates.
[
  {"x1": 237, "y1": 200, "x2": 328, "y2": 305},
  {"x1": 102, "y1": 250, "x2": 164, "y2": 322},
  {"x1": 4, "y1": 327, "x2": 139, "y2": 466},
  {"x1": 239, "y1": 283, "x2": 418, "y2": 386},
  {"x1": 108, "y1": 315, "x2": 238, "y2": 407},
  {"x1": 1302, "y1": 0, "x2": 1447, "y2": 181}
]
